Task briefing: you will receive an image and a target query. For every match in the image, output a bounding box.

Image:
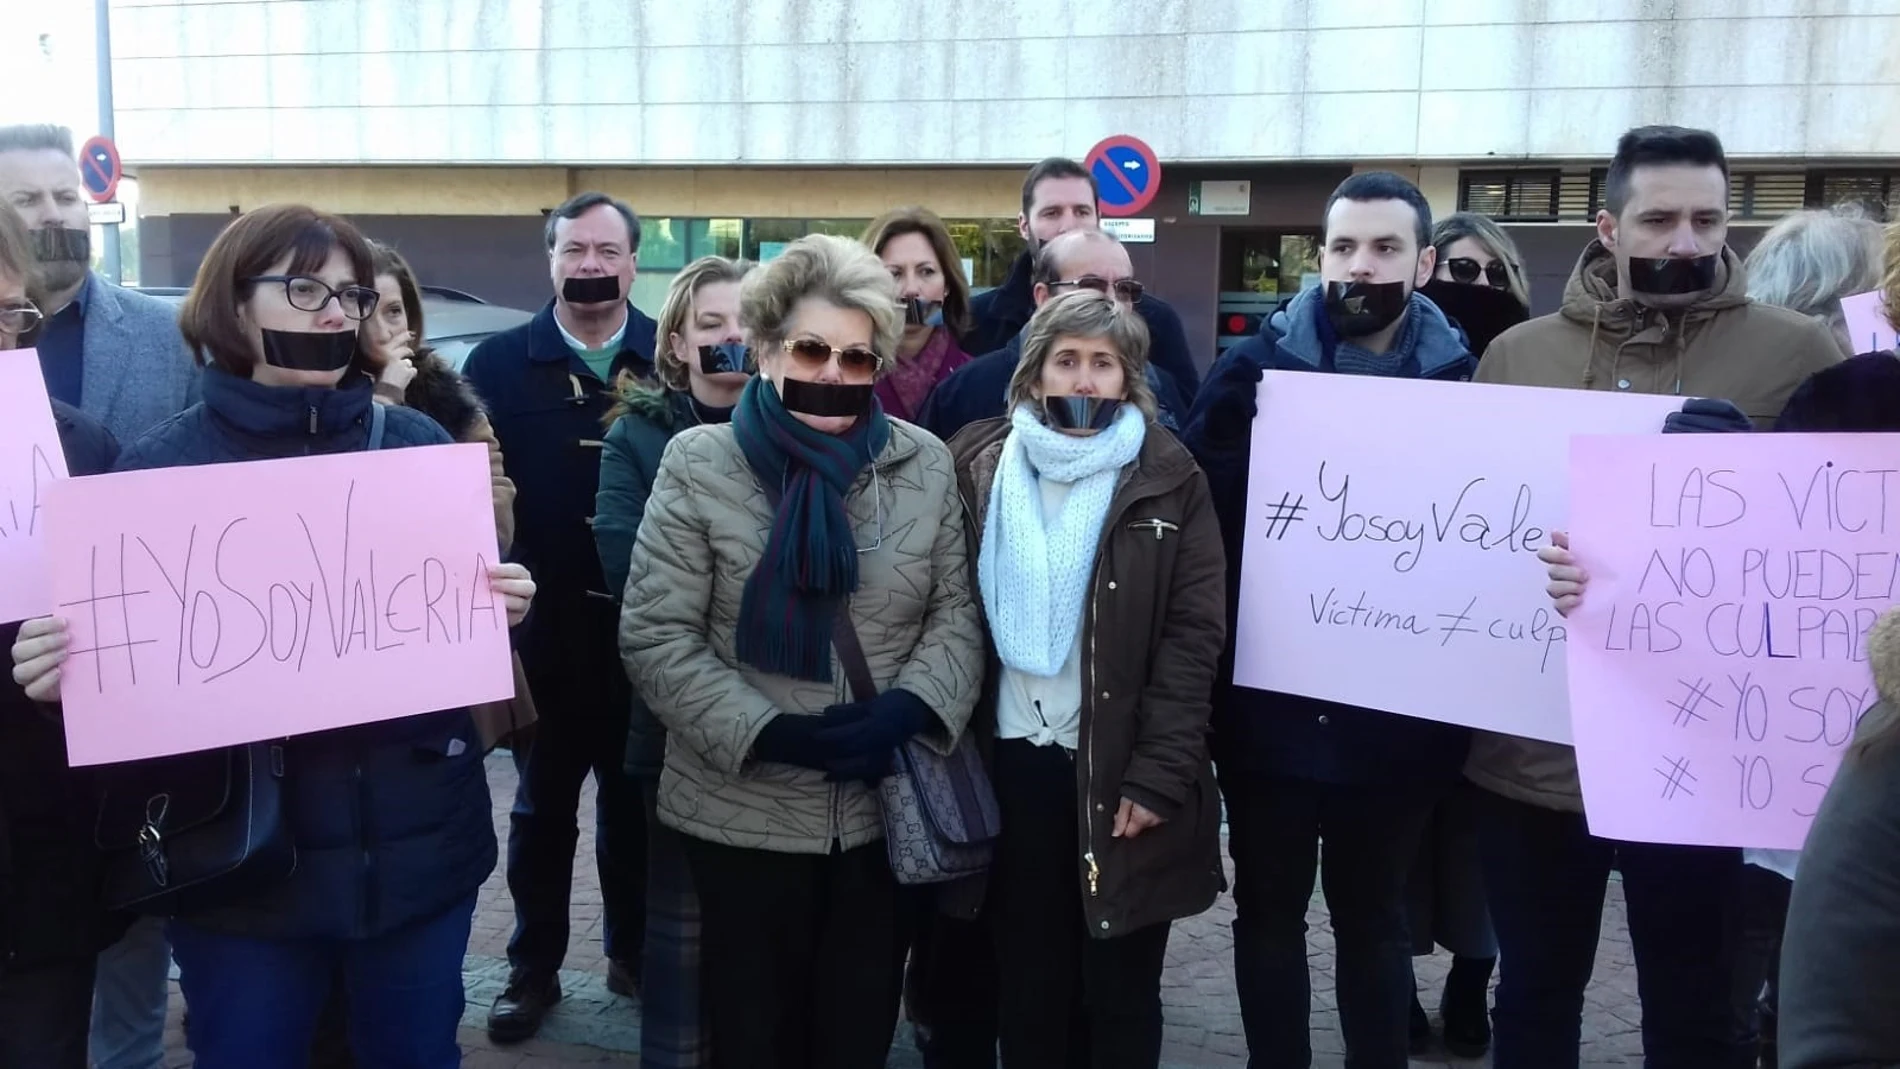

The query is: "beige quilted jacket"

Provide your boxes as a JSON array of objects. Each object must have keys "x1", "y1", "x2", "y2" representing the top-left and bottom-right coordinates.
[{"x1": 620, "y1": 418, "x2": 984, "y2": 854}]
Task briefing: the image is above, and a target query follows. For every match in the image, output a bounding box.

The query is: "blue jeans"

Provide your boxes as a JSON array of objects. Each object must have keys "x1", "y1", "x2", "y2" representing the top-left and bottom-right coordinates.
[
  {"x1": 1222, "y1": 773, "x2": 1441, "y2": 1069},
  {"x1": 90, "y1": 914, "x2": 171, "y2": 1069},
  {"x1": 1475, "y1": 790, "x2": 1750, "y2": 1069},
  {"x1": 167, "y1": 895, "x2": 476, "y2": 1069}
]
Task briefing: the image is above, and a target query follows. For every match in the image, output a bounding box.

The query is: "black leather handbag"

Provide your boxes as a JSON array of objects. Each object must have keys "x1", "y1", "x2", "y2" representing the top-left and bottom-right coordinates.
[
  {"x1": 89, "y1": 403, "x2": 390, "y2": 916},
  {"x1": 94, "y1": 740, "x2": 297, "y2": 916}
]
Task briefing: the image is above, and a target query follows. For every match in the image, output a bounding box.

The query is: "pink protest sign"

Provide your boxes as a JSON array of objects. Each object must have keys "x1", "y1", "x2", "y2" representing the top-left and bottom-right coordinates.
[
  {"x1": 0, "y1": 349, "x2": 71, "y2": 624},
  {"x1": 1567, "y1": 433, "x2": 1900, "y2": 848},
  {"x1": 44, "y1": 443, "x2": 513, "y2": 766},
  {"x1": 1839, "y1": 291, "x2": 1897, "y2": 355},
  {"x1": 1234, "y1": 372, "x2": 1680, "y2": 742}
]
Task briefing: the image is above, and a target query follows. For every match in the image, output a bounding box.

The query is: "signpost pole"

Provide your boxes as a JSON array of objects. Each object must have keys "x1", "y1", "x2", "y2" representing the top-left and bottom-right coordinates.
[{"x1": 93, "y1": 0, "x2": 121, "y2": 284}]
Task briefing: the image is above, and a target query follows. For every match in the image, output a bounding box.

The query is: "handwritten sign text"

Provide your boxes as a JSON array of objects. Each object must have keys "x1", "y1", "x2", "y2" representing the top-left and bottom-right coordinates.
[
  {"x1": 1567, "y1": 433, "x2": 1900, "y2": 848},
  {"x1": 46, "y1": 443, "x2": 513, "y2": 765}
]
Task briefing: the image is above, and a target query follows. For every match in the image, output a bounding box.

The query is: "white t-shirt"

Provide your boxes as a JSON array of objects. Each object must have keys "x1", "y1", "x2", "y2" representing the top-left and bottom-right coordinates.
[{"x1": 994, "y1": 477, "x2": 1085, "y2": 750}]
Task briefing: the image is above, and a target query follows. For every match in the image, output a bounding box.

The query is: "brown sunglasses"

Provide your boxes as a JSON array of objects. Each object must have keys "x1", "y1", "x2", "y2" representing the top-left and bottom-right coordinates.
[{"x1": 781, "y1": 338, "x2": 882, "y2": 376}]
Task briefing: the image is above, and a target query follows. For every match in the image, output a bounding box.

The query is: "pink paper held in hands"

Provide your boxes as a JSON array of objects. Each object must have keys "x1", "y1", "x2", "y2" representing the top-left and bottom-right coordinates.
[
  {"x1": 1233, "y1": 371, "x2": 1679, "y2": 743},
  {"x1": 1566, "y1": 432, "x2": 1900, "y2": 850},
  {"x1": 44, "y1": 443, "x2": 514, "y2": 766},
  {"x1": 0, "y1": 350, "x2": 72, "y2": 624}
]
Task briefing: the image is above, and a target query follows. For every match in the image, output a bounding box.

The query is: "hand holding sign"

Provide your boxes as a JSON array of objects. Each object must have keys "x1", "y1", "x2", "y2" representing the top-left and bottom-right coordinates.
[
  {"x1": 1233, "y1": 373, "x2": 1680, "y2": 742},
  {"x1": 43, "y1": 443, "x2": 519, "y2": 765},
  {"x1": 1566, "y1": 432, "x2": 1900, "y2": 848}
]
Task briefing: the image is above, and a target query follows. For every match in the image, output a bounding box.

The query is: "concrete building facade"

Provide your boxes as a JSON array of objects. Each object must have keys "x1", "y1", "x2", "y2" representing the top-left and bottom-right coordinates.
[{"x1": 113, "y1": 0, "x2": 1900, "y2": 366}]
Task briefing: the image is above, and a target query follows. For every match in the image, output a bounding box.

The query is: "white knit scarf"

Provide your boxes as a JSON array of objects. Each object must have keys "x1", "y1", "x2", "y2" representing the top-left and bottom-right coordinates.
[{"x1": 979, "y1": 403, "x2": 1147, "y2": 677}]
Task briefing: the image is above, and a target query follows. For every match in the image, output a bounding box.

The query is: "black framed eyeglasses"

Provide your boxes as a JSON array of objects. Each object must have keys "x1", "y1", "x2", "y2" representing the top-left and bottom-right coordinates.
[
  {"x1": 1049, "y1": 275, "x2": 1145, "y2": 303},
  {"x1": 247, "y1": 275, "x2": 380, "y2": 320},
  {"x1": 1444, "y1": 257, "x2": 1511, "y2": 289},
  {"x1": 781, "y1": 338, "x2": 883, "y2": 377},
  {"x1": 0, "y1": 300, "x2": 43, "y2": 334}
]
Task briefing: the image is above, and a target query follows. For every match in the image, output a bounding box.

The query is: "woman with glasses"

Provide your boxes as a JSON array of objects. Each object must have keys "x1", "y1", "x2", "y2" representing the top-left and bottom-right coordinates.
[
  {"x1": 8, "y1": 204, "x2": 536, "y2": 1069},
  {"x1": 1421, "y1": 212, "x2": 1532, "y2": 362},
  {"x1": 621, "y1": 234, "x2": 983, "y2": 1069},
  {"x1": 947, "y1": 290, "x2": 1225, "y2": 1068},
  {"x1": 594, "y1": 254, "x2": 753, "y2": 1069},
  {"x1": 861, "y1": 207, "x2": 975, "y2": 423}
]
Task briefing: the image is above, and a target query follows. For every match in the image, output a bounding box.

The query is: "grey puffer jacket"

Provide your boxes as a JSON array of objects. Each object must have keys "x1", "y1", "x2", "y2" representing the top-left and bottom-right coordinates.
[{"x1": 620, "y1": 418, "x2": 985, "y2": 854}]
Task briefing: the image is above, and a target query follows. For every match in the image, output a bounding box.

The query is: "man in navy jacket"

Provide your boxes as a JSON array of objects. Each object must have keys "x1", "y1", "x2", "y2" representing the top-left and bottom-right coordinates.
[
  {"x1": 919, "y1": 228, "x2": 1189, "y2": 440},
  {"x1": 1182, "y1": 172, "x2": 1475, "y2": 1068},
  {"x1": 462, "y1": 192, "x2": 657, "y2": 1042},
  {"x1": 965, "y1": 157, "x2": 1202, "y2": 401}
]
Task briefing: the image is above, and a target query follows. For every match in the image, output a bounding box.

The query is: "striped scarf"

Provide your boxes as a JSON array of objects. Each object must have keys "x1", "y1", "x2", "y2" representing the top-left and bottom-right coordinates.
[{"x1": 731, "y1": 375, "x2": 891, "y2": 682}]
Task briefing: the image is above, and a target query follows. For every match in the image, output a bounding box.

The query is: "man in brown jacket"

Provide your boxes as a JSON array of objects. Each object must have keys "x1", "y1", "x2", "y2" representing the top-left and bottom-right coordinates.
[{"x1": 1469, "y1": 125, "x2": 1842, "y2": 1069}]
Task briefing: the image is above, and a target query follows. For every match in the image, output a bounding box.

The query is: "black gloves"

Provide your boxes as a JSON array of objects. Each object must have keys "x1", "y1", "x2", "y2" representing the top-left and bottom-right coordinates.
[
  {"x1": 1198, "y1": 358, "x2": 1265, "y2": 446},
  {"x1": 816, "y1": 689, "x2": 934, "y2": 784},
  {"x1": 750, "y1": 690, "x2": 934, "y2": 783},
  {"x1": 751, "y1": 704, "x2": 871, "y2": 771},
  {"x1": 1664, "y1": 398, "x2": 1753, "y2": 435}
]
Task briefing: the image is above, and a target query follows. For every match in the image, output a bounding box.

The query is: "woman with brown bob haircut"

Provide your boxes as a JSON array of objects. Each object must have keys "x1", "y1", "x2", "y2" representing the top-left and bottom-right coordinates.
[
  {"x1": 9, "y1": 203, "x2": 536, "y2": 1069},
  {"x1": 861, "y1": 206, "x2": 976, "y2": 423}
]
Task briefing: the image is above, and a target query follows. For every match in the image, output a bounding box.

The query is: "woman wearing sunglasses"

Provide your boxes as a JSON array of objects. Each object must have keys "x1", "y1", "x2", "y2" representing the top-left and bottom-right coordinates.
[
  {"x1": 862, "y1": 207, "x2": 975, "y2": 423},
  {"x1": 946, "y1": 289, "x2": 1225, "y2": 1068},
  {"x1": 1421, "y1": 212, "x2": 1532, "y2": 363},
  {"x1": 594, "y1": 254, "x2": 753, "y2": 1069},
  {"x1": 9, "y1": 204, "x2": 535, "y2": 1069},
  {"x1": 621, "y1": 234, "x2": 982, "y2": 1069}
]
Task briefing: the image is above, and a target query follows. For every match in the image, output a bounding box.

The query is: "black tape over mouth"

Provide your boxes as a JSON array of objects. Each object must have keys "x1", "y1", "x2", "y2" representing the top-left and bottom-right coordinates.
[
  {"x1": 260, "y1": 328, "x2": 359, "y2": 371},
  {"x1": 31, "y1": 227, "x2": 90, "y2": 264},
  {"x1": 778, "y1": 377, "x2": 873, "y2": 417},
  {"x1": 562, "y1": 275, "x2": 622, "y2": 304},
  {"x1": 698, "y1": 342, "x2": 752, "y2": 375}
]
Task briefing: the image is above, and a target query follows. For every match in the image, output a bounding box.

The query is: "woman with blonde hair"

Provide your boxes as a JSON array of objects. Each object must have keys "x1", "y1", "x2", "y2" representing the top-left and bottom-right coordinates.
[
  {"x1": 595, "y1": 254, "x2": 753, "y2": 1069},
  {"x1": 1422, "y1": 211, "x2": 1531, "y2": 361},
  {"x1": 948, "y1": 289, "x2": 1226, "y2": 1068},
  {"x1": 862, "y1": 207, "x2": 976, "y2": 422},
  {"x1": 620, "y1": 234, "x2": 982, "y2": 1069}
]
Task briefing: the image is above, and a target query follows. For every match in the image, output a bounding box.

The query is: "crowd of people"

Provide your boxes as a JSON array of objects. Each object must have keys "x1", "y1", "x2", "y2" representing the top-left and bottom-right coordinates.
[{"x1": 0, "y1": 116, "x2": 1895, "y2": 1069}]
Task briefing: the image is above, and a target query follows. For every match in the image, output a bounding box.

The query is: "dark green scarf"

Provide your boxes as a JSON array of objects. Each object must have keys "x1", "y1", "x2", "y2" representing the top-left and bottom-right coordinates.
[{"x1": 732, "y1": 376, "x2": 891, "y2": 681}]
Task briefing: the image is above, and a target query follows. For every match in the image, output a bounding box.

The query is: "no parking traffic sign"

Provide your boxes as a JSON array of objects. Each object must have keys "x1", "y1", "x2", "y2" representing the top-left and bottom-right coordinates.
[
  {"x1": 79, "y1": 136, "x2": 122, "y2": 204},
  {"x1": 1084, "y1": 135, "x2": 1161, "y2": 218}
]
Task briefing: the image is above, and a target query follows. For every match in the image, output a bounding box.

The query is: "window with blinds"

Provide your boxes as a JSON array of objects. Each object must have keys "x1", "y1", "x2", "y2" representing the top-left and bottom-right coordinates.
[
  {"x1": 1812, "y1": 172, "x2": 1894, "y2": 218},
  {"x1": 1457, "y1": 171, "x2": 1561, "y2": 221},
  {"x1": 1731, "y1": 173, "x2": 1808, "y2": 219}
]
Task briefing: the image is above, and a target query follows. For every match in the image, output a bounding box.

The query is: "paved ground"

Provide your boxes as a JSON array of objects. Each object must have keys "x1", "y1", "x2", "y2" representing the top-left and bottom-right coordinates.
[{"x1": 158, "y1": 754, "x2": 1648, "y2": 1067}]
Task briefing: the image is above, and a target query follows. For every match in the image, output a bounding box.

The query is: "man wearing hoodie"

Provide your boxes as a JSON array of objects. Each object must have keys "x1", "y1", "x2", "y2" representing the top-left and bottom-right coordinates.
[
  {"x1": 1183, "y1": 171, "x2": 1475, "y2": 1068},
  {"x1": 1471, "y1": 126, "x2": 1842, "y2": 1069}
]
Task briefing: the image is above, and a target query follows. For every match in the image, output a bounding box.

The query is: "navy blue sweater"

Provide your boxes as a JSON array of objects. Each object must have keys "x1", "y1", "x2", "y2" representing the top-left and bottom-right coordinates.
[
  {"x1": 967, "y1": 250, "x2": 1204, "y2": 401},
  {"x1": 1183, "y1": 289, "x2": 1477, "y2": 785},
  {"x1": 109, "y1": 369, "x2": 496, "y2": 939}
]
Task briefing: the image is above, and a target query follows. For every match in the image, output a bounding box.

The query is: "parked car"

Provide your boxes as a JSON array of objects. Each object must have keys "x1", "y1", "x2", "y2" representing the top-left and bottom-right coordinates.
[{"x1": 133, "y1": 285, "x2": 533, "y2": 370}]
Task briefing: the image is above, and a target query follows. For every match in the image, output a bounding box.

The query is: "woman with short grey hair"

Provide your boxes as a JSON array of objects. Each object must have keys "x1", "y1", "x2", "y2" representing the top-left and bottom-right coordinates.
[
  {"x1": 621, "y1": 233, "x2": 983, "y2": 1069},
  {"x1": 1743, "y1": 208, "x2": 1884, "y2": 356}
]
